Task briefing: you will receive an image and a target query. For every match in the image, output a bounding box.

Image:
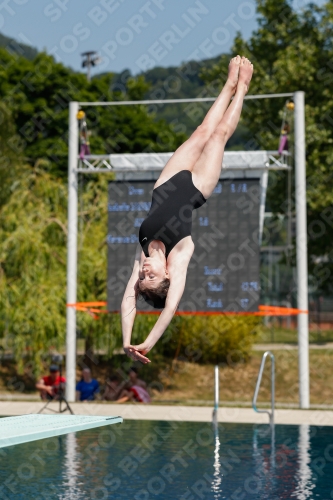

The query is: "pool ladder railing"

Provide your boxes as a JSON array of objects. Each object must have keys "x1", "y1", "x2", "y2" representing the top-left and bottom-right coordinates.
[{"x1": 252, "y1": 351, "x2": 275, "y2": 425}]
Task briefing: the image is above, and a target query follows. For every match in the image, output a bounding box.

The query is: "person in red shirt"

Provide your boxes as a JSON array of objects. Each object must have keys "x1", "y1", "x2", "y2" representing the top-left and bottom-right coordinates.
[{"x1": 36, "y1": 364, "x2": 66, "y2": 400}]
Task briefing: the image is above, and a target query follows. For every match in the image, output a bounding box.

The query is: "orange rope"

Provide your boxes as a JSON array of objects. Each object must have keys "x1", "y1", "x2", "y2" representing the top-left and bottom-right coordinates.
[
  {"x1": 67, "y1": 301, "x2": 107, "y2": 307},
  {"x1": 67, "y1": 302, "x2": 308, "y2": 317},
  {"x1": 67, "y1": 301, "x2": 108, "y2": 320}
]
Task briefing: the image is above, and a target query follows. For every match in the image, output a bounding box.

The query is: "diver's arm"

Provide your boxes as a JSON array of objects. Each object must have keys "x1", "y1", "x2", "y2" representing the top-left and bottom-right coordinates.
[{"x1": 121, "y1": 245, "x2": 142, "y2": 348}]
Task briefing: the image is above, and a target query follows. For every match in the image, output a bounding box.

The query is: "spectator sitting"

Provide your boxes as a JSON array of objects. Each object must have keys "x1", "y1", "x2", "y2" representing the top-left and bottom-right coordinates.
[
  {"x1": 128, "y1": 366, "x2": 147, "y2": 389},
  {"x1": 117, "y1": 367, "x2": 151, "y2": 404},
  {"x1": 76, "y1": 368, "x2": 99, "y2": 401},
  {"x1": 104, "y1": 375, "x2": 124, "y2": 401},
  {"x1": 36, "y1": 364, "x2": 66, "y2": 400}
]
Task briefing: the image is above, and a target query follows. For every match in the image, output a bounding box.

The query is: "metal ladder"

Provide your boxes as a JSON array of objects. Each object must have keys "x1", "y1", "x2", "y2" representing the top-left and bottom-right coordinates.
[{"x1": 252, "y1": 351, "x2": 275, "y2": 425}]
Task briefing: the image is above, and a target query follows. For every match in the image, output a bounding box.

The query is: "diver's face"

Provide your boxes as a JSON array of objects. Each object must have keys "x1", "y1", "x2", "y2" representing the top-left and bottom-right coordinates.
[{"x1": 139, "y1": 257, "x2": 169, "y2": 289}]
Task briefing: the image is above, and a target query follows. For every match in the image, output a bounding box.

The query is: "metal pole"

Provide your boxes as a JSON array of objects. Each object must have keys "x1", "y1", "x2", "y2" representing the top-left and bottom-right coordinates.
[
  {"x1": 66, "y1": 101, "x2": 79, "y2": 402},
  {"x1": 77, "y1": 93, "x2": 294, "y2": 106},
  {"x1": 294, "y1": 91, "x2": 310, "y2": 409},
  {"x1": 259, "y1": 170, "x2": 268, "y2": 245},
  {"x1": 87, "y1": 58, "x2": 91, "y2": 83}
]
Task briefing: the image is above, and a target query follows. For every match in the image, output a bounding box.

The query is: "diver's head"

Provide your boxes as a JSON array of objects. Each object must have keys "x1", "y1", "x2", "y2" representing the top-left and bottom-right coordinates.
[{"x1": 137, "y1": 257, "x2": 170, "y2": 309}]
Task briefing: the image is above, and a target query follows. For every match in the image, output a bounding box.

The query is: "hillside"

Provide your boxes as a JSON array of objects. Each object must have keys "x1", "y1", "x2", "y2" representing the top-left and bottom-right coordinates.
[
  {"x1": 0, "y1": 30, "x2": 250, "y2": 148},
  {"x1": 0, "y1": 32, "x2": 38, "y2": 61}
]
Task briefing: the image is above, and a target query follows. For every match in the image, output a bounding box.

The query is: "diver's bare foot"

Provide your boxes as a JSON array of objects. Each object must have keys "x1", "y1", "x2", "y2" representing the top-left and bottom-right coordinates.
[
  {"x1": 227, "y1": 55, "x2": 241, "y2": 94},
  {"x1": 238, "y1": 56, "x2": 253, "y2": 93}
]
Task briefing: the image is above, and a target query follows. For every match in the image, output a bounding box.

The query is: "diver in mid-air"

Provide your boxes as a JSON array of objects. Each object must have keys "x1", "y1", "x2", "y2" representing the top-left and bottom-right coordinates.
[{"x1": 121, "y1": 56, "x2": 254, "y2": 364}]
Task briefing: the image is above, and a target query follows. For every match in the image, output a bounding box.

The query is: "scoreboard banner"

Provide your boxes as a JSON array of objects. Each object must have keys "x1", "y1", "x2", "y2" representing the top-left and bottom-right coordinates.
[{"x1": 107, "y1": 179, "x2": 261, "y2": 313}]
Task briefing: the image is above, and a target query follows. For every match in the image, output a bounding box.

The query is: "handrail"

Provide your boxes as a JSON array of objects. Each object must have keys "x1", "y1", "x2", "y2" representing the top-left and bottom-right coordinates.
[{"x1": 252, "y1": 351, "x2": 275, "y2": 425}]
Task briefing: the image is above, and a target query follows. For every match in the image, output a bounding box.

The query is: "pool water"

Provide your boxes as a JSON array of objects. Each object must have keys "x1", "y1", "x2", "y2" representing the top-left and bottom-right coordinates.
[{"x1": 0, "y1": 420, "x2": 332, "y2": 499}]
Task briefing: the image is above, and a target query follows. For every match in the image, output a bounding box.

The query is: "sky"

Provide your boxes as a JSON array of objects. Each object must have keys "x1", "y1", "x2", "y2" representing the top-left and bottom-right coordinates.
[{"x1": 0, "y1": 0, "x2": 326, "y2": 76}]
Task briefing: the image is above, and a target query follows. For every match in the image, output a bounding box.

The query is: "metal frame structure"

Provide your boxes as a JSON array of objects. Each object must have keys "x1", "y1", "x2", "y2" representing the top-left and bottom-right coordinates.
[
  {"x1": 77, "y1": 150, "x2": 288, "y2": 173},
  {"x1": 66, "y1": 92, "x2": 309, "y2": 410}
]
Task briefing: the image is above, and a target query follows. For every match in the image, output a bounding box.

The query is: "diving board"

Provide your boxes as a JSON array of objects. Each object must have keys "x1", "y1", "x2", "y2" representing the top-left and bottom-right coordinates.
[{"x1": 0, "y1": 414, "x2": 123, "y2": 449}]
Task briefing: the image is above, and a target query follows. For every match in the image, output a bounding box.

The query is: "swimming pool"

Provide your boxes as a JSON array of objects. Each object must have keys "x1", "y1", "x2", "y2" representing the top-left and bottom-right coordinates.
[{"x1": 0, "y1": 420, "x2": 332, "y2": 499}]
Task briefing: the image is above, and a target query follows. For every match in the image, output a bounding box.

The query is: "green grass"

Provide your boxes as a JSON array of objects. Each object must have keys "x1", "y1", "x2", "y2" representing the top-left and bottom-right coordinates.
[
  {"x1": 152, "y1": 350, "x2": 333, "y2": 406},
  {"x1": 256, "y1": 326, "x2": 333, "y2": 344}
]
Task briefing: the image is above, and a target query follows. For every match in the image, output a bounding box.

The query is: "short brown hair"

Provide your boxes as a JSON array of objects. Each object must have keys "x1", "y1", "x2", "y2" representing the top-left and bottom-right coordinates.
[{"x1": 137, "y1": 278, "x2": 170, "y2": 309}]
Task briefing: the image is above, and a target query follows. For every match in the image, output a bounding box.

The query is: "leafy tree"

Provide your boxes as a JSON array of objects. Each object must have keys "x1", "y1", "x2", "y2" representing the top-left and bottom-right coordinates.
[
  {"x1": 0, "y1": 105, "x2": 24, "y2": 208},
  {"x1": 0, "y1": 163, "x2": 116, "y2": 373},
  {"x1": 0, "y1": 163, "x2": 67, "y2": 373},
  {"x1": 201, "y1": 0, "x2": 333, "y2": 293},
  {"x1": 157, "y1": 314, "x2": 260, "y2": 364},
  {"x1": 0, "y1": 50, "x2": 187, "y2": 178}
]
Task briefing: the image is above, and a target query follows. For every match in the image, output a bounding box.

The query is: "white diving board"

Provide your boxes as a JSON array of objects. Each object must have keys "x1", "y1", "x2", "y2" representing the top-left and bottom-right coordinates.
[{"x1": 0, "y1": 414, "x2": 123, "y2": 449}]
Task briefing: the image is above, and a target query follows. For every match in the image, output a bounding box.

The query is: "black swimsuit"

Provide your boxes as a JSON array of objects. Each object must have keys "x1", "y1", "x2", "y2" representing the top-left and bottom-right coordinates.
[{"x1": 139, "y1": 170, "x2": 206, "y2": 257}]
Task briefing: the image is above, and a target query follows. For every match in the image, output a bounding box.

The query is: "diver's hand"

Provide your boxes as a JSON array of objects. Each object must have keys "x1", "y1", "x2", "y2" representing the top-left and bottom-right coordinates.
[
  {"x1": 133, "y1": 342, "x2": 152, "y2": 356},
  {"x1": 123, "y1": 345, "x2": 151, "y2": 364}
]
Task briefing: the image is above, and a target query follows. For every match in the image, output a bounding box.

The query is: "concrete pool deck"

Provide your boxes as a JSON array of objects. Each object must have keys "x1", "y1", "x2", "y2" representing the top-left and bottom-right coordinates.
[{"x1": 0, "y1": 401, "x2": 332, "y2": 426}]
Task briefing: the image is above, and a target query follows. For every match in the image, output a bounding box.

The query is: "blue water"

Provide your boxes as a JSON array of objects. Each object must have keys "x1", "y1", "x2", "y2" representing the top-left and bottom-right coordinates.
[{"x1": 0, "y1": 420, "x2": 332, "y2": 499}]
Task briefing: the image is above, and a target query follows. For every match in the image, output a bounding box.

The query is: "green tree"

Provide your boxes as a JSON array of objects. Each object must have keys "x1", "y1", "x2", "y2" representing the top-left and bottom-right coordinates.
[
  {"x1": 0, "y1": 163, "x2": 67, "y2": 373},
  {"x1": 0, "y1": 165, "x2": 117, "y2": 373},
  {"x1": 0, "y1": 105, "x2": 24, "y2": 208},
  {"x1": 0, "y1": 50, "x2": 187, "y2": 178}
]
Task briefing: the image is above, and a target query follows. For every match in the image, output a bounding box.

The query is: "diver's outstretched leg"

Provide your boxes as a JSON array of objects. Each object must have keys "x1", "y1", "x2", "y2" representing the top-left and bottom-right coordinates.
[
  {"x1": 154, "y1": 56, "x2": 241, "y2": 189},
  {"x1": 192, "y1": 57, "x2": 253, "y2": 199}
]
